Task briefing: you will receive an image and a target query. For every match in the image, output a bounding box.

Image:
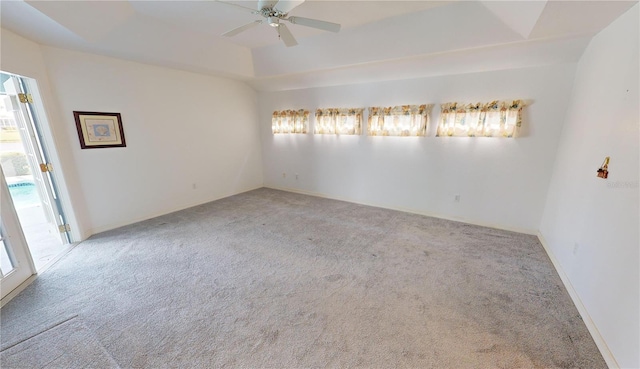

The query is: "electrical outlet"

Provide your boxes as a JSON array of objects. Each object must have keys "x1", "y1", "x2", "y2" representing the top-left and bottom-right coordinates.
[
  {"x1": 282, "y1": 172, "x2": 286, "y2": 178},
  {"x1": 573, "y1": 242, "x2": 579, "y2": 255},
  {"x1": 454, "y1": 194, "x2": 460, "y2": 202},
  {"x1": 192, "y1": 183, "x2": 197, "y2": 190},
  {"x1": 295, "y1": 173, "x2": 299, "y2": 180}
]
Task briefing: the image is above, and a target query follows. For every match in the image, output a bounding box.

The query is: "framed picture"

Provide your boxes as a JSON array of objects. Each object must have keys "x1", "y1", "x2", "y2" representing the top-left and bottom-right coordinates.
[{"x1": 73, "y1": 111, "x2": 126, "y2": 149}]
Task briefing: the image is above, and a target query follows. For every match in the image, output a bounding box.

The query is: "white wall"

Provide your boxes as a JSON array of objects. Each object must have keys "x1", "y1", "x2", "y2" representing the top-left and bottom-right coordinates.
[
  {"x1": 1, "y1": 28, "x2": 90, "y2": 241},
  {"x1": 40, "y1": 47, "x2": 263, "y2": 235},
  {"x1": 2, "y1": 28, "x2": 263, "y2": 239},
  {"x1": 539, "y1": 5, "x2": 639, "y2": 368},
  {"x1": 259, "y1": 64, "x2": 577, "y2": 233}
]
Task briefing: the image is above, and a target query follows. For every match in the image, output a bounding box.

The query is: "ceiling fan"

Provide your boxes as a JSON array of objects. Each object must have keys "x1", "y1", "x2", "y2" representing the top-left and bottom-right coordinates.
[{"x1": 217, "y1": 0, "x2": 341, "y2": 47}]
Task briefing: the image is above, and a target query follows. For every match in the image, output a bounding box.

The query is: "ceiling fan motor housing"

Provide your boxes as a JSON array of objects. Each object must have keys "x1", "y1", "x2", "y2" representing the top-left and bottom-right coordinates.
[
  {"x1": 258, "y1": 1, "x2": 281, "y2": 13},
  {"x1": 219, "y1": 0, "x2": 341, "y2": 47}
]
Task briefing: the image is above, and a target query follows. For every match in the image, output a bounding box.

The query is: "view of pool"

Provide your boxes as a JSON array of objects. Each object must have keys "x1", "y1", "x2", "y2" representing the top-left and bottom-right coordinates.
[{"x1": 8, "y1": 181, "x2": 39, "y2": 208}]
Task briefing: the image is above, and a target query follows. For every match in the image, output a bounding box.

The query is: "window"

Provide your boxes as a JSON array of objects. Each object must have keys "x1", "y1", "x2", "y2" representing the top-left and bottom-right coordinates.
[
  {"x1": 367, "y1": 105, "x2": 432, "y2": 136},
  {"x1": 272, "y1": 110, "x2": 309, "y2": 134},
  {"x1": 437, "y1": 100, "x2": 524, "y2": 137},
  {"x1": 315, "y1": 108, "x2": 363, "y2": 135}
]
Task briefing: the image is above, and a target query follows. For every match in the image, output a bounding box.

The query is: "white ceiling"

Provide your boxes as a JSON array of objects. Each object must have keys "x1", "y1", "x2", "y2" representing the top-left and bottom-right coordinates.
[{"x1": 1, "y1": 0, "x2": 636, "y2": 90}]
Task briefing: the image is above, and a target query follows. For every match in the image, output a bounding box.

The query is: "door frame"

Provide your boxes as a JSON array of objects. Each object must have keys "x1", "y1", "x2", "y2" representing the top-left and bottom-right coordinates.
[
  {"x1": 5, "y1": 75, "x2": 69, "y2": 244},
  {"x1": 0, "y1": 166, "x2": 37, "y2": 301},
  {"x1": 1, "y1": 70, "x2": 82, "y2": 242}
]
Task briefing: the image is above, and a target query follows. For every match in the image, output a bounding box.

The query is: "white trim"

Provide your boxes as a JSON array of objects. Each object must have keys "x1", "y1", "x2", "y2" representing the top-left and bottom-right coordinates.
[
  {"x1": 36, "y1": 242, "x2": 78, "y2": 274},
  {"x1": 1, "y1": 167, "x2": 37, "y2": 298},
  {"x1": 1, "y1": 274, "x2": 37, "y2": 308},
  {"x1": 537, "y1": 232, "x2": 619, "y2": 369},
  {"x1": 265, "y1": 185, "x2": 537, "y2": 235},
  {"x1": 88, "y1": 186, "x2": 263, "y2": 236},
  {"x1": 22, "y1": 77, "x2": 82, "y2": 243},
  {"x1": 0, "y1": 242, "x2": 79, "y2": 308}
]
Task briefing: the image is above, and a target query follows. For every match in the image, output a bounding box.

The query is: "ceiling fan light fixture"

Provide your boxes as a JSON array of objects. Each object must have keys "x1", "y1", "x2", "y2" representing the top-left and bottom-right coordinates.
[{"x1": 267, "y1": 17, "x2": 280, "y2": 27}]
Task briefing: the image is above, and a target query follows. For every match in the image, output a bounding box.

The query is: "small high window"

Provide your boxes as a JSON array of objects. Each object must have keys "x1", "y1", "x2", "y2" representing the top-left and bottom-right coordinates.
[
  {"x1": 368, "y1": 105, "x2": 432, "y2": 137},
  {"x1": 272, "y1": 110, "x2": 309, "y2": 134},
  {"x1": 437, "y1": 100, "x2": 524, "y2": 137},
  {"x1": 315, "y1": 108, "x2": 363, "y2": 135}
]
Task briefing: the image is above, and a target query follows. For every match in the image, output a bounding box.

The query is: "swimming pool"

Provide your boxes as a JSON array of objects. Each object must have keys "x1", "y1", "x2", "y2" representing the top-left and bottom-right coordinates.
[{"x1": 8, "y1": 181, "x2": 39, "y2": 208}]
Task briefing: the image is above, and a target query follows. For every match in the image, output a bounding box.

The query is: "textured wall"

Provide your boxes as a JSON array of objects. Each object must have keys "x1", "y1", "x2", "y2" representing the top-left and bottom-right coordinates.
[
  {"x1": 41, "y1": 47, "x2": 264, "y2": 235},
  {"x1": 1, "y1": 28, "x2": 89, "y2": 240},
  {"x1": 540, "y1": 5, "x2": 639, "y2": 368},
  {"x1": 259, "y1": 64, "x2": 577, "y2": 233}
]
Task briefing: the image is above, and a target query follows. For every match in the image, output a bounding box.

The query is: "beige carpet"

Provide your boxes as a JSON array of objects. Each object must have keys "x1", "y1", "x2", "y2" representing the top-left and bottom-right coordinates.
[{"x1": 0, "y1": 188, "x2": 605, "y2": 368}]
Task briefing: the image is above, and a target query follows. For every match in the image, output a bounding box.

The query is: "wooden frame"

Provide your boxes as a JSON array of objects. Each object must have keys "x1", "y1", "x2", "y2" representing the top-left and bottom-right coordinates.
[{"x1": 73, "y1": 111, "x2": 126, "y2": 149}]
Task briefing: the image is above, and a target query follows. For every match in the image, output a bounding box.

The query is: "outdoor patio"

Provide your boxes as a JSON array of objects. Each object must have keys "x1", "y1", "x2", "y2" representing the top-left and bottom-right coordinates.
[{"x1": 6, "y1": 175, "x2": 68, "y2": 271}]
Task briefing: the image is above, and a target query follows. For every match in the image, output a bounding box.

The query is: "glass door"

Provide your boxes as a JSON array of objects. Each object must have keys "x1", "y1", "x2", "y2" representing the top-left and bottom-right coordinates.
[
  {"x1": 7, "y1": 75, "x2": 68, "y2": 243},
  {"x1": 1, "y1": 166, "x2": 36, "y2": 300},
  {"x1": 1, "y1": 72, "x2": 70, "y2": 270}
]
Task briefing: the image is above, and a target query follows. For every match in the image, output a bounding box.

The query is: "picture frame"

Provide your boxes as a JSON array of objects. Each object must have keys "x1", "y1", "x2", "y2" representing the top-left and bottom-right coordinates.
[{"x1": 73, "y1": 111, "x2": 126, "y2": 149}]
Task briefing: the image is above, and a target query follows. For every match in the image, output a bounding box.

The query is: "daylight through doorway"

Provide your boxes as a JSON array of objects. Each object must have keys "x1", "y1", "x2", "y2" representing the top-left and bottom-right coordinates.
[{"x1": 0, "y1": 72, "x2": 70, "y2": 271}]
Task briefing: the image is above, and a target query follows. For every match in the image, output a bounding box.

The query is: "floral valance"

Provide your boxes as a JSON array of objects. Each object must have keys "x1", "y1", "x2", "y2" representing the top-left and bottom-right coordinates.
[
  {"x1": 368, "y1": 104, "x2": 432, "y2": 137},
  {"x1": 272, "y1": 110, "x2": 309, "y2": 134},
  {"x1": 315, "y1": 108, "x2": 364, "y2": 135},
  {"x1": 437, "y1": 100, "x2": 524, "y2": 137}
]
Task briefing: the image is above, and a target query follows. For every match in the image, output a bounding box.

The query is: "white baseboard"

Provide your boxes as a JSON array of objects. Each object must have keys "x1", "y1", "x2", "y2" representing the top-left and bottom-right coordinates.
[
  {"x1": 88, "y1": 186, "x2": 263, "y2": 237},
  {"x1": 266, "y1": 186, "x2": 617, "y2": 367},
  {"x1": 264, "y1": 185, "x2": 537, "y2": 235},
  {"x1": 1, "y1": 242, "x2": 80, "y2": 308},
  {"x1": 1, "y1": 274, "x2": 37, "y2": 308},
  {"x1": 537, "y1": 232, "x2": 619, "y2": 369}
]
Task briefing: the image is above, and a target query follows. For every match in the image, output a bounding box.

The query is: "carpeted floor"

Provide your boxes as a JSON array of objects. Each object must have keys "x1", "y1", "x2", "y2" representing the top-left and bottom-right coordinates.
[{"x1": 0, "y1": 188, "x2": 605, "y2": 368}]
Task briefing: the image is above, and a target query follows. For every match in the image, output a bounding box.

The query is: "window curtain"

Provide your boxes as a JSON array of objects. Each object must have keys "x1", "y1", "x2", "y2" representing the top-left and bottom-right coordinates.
[
  {"x1": 315, "y1": 108, "x2": 363, "y2": 135},
  {"x1": 272, "y1": 109, "x2": 309, "y2": 134},
  {"x1": 437, "y1": 100, "x2": 524, "y2": 137},
  {"x1": 367, "y1": 104, "x2": 432, "y2": 136}
]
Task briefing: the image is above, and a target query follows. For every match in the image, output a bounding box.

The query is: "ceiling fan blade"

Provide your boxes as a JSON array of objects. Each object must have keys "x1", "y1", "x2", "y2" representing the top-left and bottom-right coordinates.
[
  {"x1": 273, "y1": 0, "x2": 305, "y2": 14},
  {"x1": 215, "y1": 0, "x2": 257, "y2": 13},
  {"x1": 222, "y1": 20, "x2": 262, "y2": 37},
  {"x1": 286, "y1": 16, "x2": 341, "y2": 33},
  {"x1": 277, "y1": 23, "x2": 298, "y2": 47}
]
